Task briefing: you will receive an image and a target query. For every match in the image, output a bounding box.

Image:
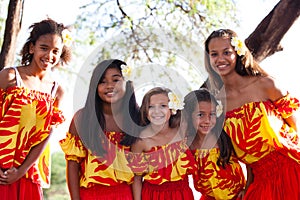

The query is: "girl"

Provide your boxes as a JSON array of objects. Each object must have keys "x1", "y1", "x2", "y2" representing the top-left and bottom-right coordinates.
[
  {"x1": 130, "y1": 87, "x2": 196, "y2": 200},
  {"x1": 60, "y1": 59, "x2": 140, "y2": 200},
  {"x1": 204, "y1": 29, "x2": 300, "y2": 199},
  {"x1": 0, "y1": 18, "x2": 72, "y2": 200},
  {"x1": 183, "y1": 88, "x2": 245, "y2": 200}
]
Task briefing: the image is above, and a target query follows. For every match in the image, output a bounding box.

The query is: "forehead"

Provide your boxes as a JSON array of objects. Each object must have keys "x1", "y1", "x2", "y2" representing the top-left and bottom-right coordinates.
[
  {"x1": 103, "y1": 67, "x2": 122, "y2": 77},
  {"x1": 208, "y1": 37, "x2": 232, "y2": 50},
  {"x1": 149, "y1": 93, "x2": 169, "y2": 103},
  {"x1": 194, "y1": 101, "x2": 216, "y2": 110},
  {"x1": 36, "y1": 34, "x2": 63, "y2": 46}
]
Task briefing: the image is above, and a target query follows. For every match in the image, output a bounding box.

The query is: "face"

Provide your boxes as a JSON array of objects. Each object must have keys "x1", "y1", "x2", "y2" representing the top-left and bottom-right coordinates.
[
  {"x1": 208, "y1": 37, "x2": 237, "y2": 77},
  {"x1": 97, "y1": 68, "x2": 126, "y2": 104},
  {"x1": 192, "y1": 101, "x2": 217, "y2": 135},
  {"x1": 29, "y1": 34, "x2": 64, "y2": 70},
  {"x1": 147, "y1": 93, "x2": 171, "y2": 126}
]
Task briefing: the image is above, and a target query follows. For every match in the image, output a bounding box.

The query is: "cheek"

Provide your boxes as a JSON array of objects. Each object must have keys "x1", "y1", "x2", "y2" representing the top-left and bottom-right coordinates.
[{"x1": 192, "y1": 117, "x2": 200, "y2": 129}]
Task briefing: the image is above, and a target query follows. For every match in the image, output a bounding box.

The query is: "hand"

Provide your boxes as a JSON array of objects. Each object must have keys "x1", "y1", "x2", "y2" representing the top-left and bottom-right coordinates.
[{"x1": 0, "y1": 167, "x2": 23, "y2": 185}]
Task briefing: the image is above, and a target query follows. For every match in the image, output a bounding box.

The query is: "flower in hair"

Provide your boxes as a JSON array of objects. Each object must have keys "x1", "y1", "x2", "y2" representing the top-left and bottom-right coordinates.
[
  {"x1": 216, "y1": 100, "x2": 223, "y2": 117},
  {"x1": 168, "y1": 92, "x2": 185, "y2": 115},
  {"x1": 61, "y1": 29, "x2": 73, "y2": 47},
  {"x1": 121, "y1": 64, "x2": 132, "y2": 80},
  {"x1": 231, "y1": 37, "x2": 247, "y2": 56}
]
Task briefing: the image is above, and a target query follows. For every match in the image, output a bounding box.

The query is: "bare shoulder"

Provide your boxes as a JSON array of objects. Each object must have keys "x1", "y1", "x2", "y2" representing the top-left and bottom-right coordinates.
[
  {"x1": 0, "y1": 67, "x2": 17, "y2": 89},
  {"x1": 68, "y1": 110, "x2": 82, "y2": 137},
  {"x1": 258, "y1": 76, "x2": 286, "y2": 101},
  {"x1": 131, "y1": 128, "x2": 150, "y2": 153}
]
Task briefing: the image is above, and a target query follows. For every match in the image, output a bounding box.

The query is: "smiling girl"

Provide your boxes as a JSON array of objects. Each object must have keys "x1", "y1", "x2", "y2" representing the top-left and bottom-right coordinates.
[
  {"x1": 130, "y1": 87, "x2": 196, "y2": 200},
  {"x1": 0, "y1": 18, "x2": 72, "y2": 200},
  {"x1": 204, "y1": 29, "x2": 300, "y2": 199},
  {"x1": 60, "y1": 59, "x2": 140, "y2": 200}
]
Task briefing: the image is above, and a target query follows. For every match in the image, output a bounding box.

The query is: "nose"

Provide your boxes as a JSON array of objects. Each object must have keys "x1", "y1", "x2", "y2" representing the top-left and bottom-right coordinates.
[
  {"x1": 203, "y1": 114, "x2": 211, "y2": 123},
  {"x1": 216, "y1": 54, "x2": 225, "y2": 62},
  {"x1": 105, "y1": 81, "x2": 115, "y2": 89},
  {"x1": 45, "y1": 50, "x2": 54, "y2": 61}
]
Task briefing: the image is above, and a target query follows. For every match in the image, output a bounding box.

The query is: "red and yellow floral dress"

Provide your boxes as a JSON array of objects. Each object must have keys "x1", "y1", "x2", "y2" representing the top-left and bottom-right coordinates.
[
  {"x1": 224, "y1": 94, "x2": 300, "y2": 200},
  {"x1": 59, "y1": 131, "x2": 134, "y2": 200},
  {"x1": 0, "y1": 67, "x2": 65, "y2": 200},
  {"x1": 192, "y1": 148, "x2": 245, "y2": 200},
  {"x1": 128, "y1": 140, "x2": 196, "y2": 200}
]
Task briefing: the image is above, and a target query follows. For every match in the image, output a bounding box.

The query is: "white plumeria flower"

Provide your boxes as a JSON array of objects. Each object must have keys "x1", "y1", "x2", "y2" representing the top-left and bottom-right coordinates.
[
  {"x1": 61, "y1": 29, "x2": 73, "y2": 47},
  {"x1": 231, "y1": 36, "x2": 247, "y2": 56},
  {"x1": 121, "y1": 64, "x2": 132, "y2": 80},
  {"x1": 216, "y1": 100, "x2": 223, "y2": 117},
  {"x1": 168, "y1": 92, "x2": 185, "y2": 115}
]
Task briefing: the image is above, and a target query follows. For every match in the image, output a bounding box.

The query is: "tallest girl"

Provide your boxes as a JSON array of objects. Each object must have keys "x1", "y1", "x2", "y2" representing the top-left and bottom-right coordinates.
[
  {"x1": 204, "y1": 29, "x2": 300, "y2": 199},
  {"x1": 0, "y1": 18, "x2": 72, "y2": 199}
]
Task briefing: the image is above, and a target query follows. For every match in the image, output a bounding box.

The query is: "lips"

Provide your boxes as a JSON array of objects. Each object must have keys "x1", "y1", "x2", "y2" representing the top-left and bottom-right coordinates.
[{"x1": 105, "y1": 91, "x2": 116, "y2": 97}]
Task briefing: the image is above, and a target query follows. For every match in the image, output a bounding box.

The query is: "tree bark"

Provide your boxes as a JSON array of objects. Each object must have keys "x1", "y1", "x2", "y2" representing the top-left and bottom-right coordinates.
[
  {"x1": 0, "y1": 0, "x2": 24, "y2": 70},
  {"x1": 245, "y1": 0, "x2": 300, "y2": 62}
]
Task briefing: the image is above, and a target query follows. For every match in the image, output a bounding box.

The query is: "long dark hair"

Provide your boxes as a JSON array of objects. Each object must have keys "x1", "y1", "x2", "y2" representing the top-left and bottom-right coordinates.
[
  {"x1": 204, "y1": 29, "x2": 268, "y2": 91},
  {"x1": 74, "y1": 59, "x2": 140, "y2": 155},
  {"x1": 183, "y1": 88, "x2": 234, "y2": 168}
]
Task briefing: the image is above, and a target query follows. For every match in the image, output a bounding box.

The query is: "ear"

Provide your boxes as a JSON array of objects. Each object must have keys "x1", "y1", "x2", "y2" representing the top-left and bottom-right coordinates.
[{"x1": 29, "y1": 43, "x2": 34, "y2": 54}]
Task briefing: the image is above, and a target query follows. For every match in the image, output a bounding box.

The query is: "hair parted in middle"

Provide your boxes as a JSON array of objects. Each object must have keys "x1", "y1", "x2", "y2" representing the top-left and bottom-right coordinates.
[
  {"x1": 74, "y1": 59, "x2": 140, "y2": 155},
  {"x1": 204, "y1": 29, "x2": 268, "y2": 91}
]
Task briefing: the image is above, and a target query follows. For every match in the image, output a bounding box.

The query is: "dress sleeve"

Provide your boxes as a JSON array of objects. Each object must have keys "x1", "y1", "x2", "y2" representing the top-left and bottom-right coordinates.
[
  {"x1": 51, "y1": 106, "x2": 65, "y2": 126},
  {"x1": 273, "y1": 93, "x2": 300, "y2": 119},
  {"x1": 126, "y1": 152, "x2": 149, "y2": 175},
  {"x1": 59, "y1": 132, "x2": 87, "y2": 163}
]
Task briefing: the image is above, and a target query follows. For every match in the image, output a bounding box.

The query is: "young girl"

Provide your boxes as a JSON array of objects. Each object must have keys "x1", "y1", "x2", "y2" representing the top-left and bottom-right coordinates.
[
  {"x1": 183, "y1": 88, "x2": 245, "y2": 200},
  {"x1": 204, "y1": 28, "x2": 300, "y2": 199},
  {"x1": 60, "y1": 59, "x2": 140, "y2": 200},
  {"x1": 130, "y1": 87, "x2": 196, "y2": 200},
  {"x1": 0, "y1": 18, "x2": 72, "y2": 200}
]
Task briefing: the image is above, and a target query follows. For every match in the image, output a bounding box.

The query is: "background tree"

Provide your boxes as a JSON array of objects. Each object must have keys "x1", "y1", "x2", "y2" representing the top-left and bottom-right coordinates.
[{"x1": 0, "y1": 0, "x2": 24, "y2": 69}]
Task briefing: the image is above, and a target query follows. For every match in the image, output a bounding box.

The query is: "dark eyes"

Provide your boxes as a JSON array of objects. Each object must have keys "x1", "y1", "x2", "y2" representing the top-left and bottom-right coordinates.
[{"x1": 196, "y1": 113, "x2": 216, "y2": 117}]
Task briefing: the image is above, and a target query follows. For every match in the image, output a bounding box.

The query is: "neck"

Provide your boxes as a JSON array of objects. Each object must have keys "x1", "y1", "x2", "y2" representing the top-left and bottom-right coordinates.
[
  {"x1": 102, "y1": 100, "x2": 122, "y2": 115},
  {"x1": 149, "y1": 122, "x2": 169, "y2": 136}
]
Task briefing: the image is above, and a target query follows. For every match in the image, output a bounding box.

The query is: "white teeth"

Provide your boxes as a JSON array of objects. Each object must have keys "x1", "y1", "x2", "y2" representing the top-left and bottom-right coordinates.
[{"x1": 218, "y1": 64, "x2": 227, "y2": 69}]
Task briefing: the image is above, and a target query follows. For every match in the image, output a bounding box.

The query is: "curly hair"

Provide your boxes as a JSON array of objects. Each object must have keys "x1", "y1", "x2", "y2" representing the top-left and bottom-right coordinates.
[{"x1": 20, "y1": 18, "x2": 72, "y2": 66}]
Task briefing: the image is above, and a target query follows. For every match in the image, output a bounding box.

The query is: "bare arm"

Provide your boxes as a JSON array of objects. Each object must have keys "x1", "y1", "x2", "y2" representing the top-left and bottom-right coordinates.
[
  {"x1": 131, "y1": 140, "x2": 146, "y2": 200},
  {"x1": 65, "y1": 118, "x2": 81, "y2": 200},
  {"x1": 263, "y1": 76, "x2": 298, "y2": 131},
  {"x1": 0, "y1": 67, "x2": 17, "y2": 89},
  {"x1": 0, "y1": 136, "x2": 50, "y2": 184},
  {"x1": 67, "y1": 160, "x2": 81, "y2": 200}
]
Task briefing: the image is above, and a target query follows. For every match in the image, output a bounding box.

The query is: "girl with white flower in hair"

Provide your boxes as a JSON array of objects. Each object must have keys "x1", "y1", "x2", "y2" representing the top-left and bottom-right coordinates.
[
  {"x1": 129, "y1": 87, "x2": 196, "y2": 200},
  {"x1": 183, "y1": 88, "x2": 245, "y2": 200},
  {"x1": 60, "y1": 59, "x2": 140, "y2": 200},
  {"x1": 204, "y1": 29, "x2": 300, "y2": 199},
  {"x1": 0, "y1": 18, "x2": 72, "y2": 199}
]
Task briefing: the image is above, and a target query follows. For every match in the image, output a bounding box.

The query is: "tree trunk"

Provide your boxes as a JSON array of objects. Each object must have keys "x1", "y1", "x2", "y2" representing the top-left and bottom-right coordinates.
[
  {"x1": 0, "y1": 0, "x2": 24, "y2": 70},
  {"x1": 245, "y1": 0, "x2": 300, "y2": 62}
]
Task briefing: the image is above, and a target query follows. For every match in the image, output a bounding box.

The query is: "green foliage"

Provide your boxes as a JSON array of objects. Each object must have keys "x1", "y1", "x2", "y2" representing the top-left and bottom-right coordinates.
[
  {"x1": 73, "y1": 0, "x2": 239, "y2": 97},
  {"x1": 43, "y1": 151, "x2": 69, "y2": 200}
]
